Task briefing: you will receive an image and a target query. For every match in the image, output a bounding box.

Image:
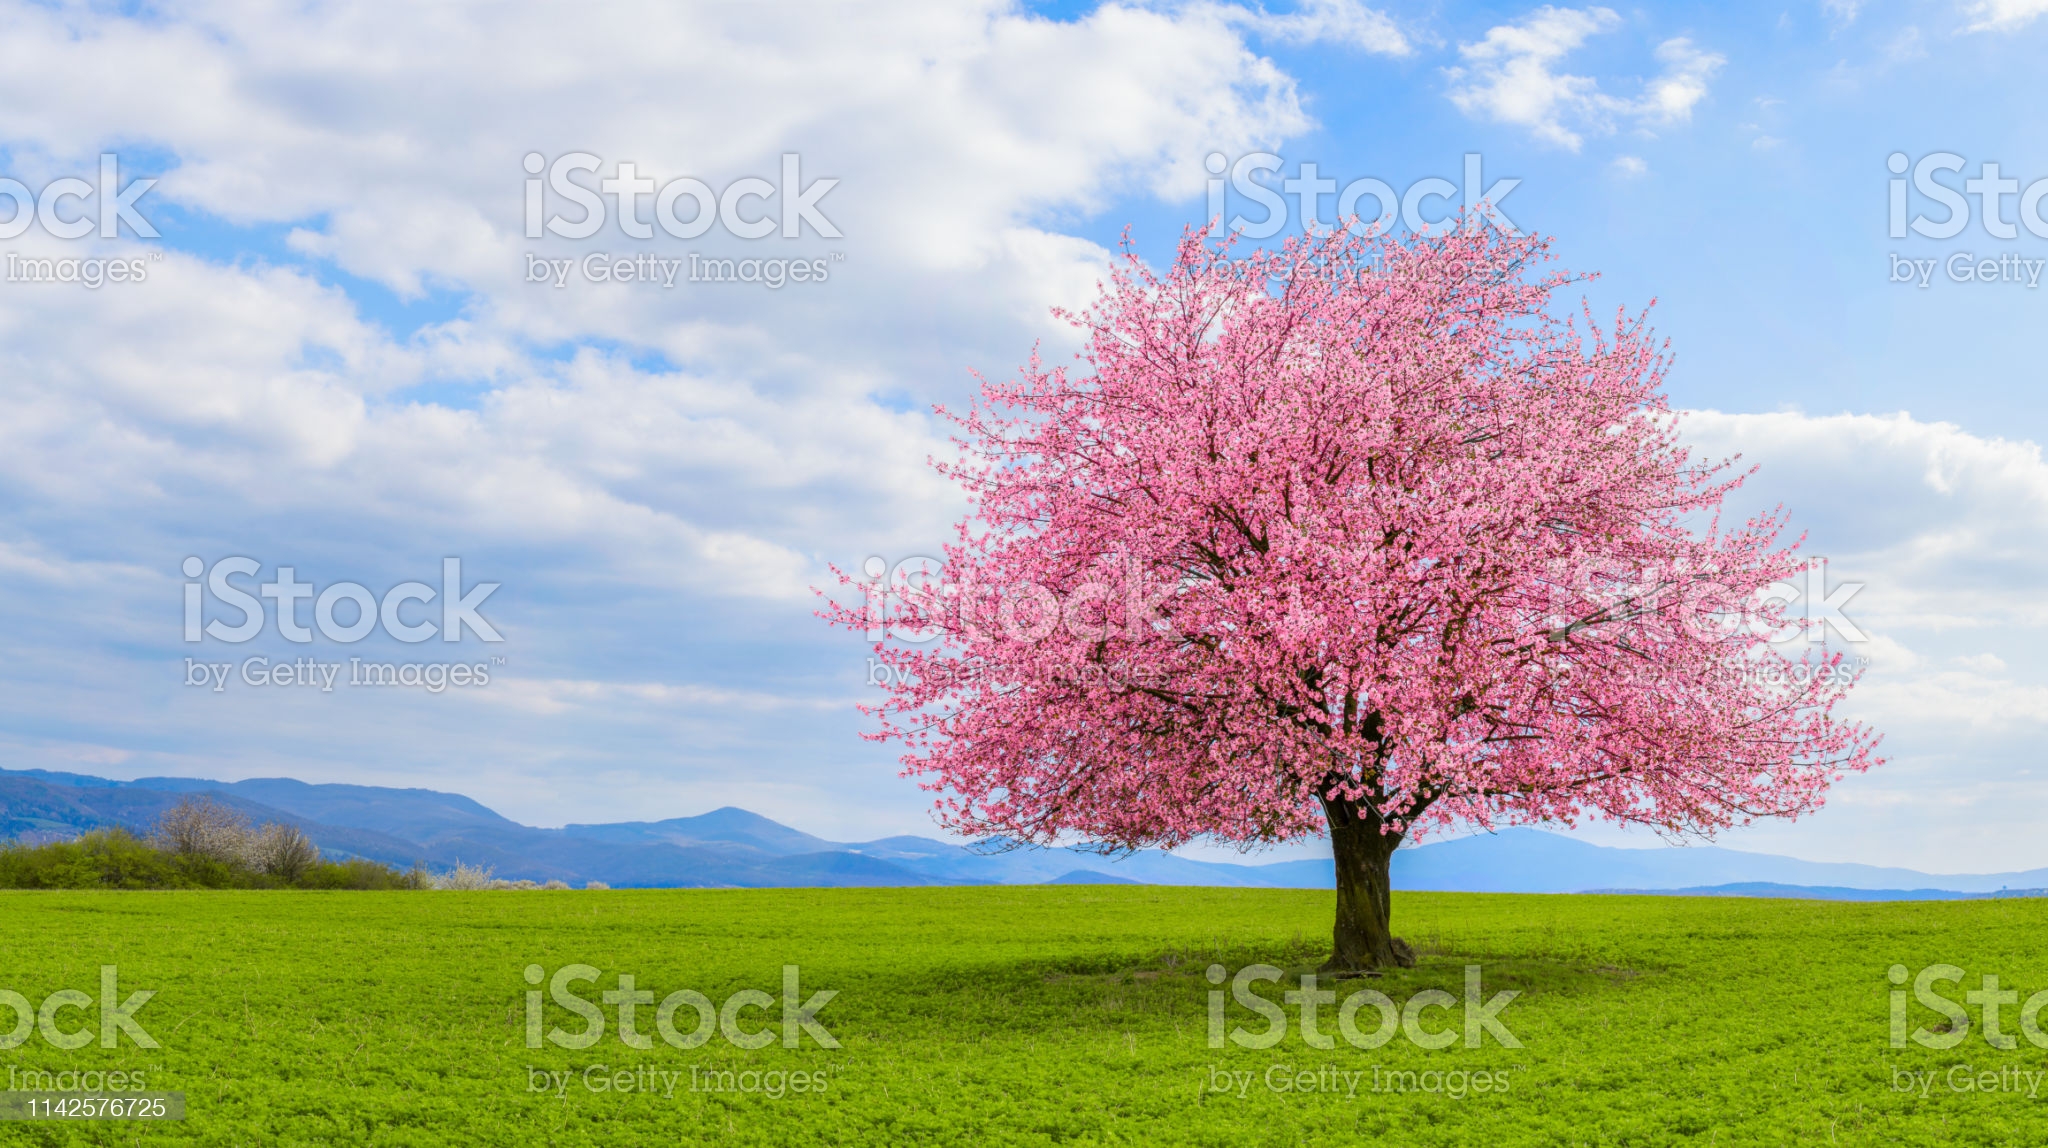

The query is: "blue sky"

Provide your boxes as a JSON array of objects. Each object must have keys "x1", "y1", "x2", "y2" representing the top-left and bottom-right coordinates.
[{"x1": 0, "y1": 0, "x2": 2044, "y2": 873}]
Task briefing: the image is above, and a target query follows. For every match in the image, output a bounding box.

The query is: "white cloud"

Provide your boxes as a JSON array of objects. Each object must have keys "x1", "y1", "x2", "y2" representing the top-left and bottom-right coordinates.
[
  {"x1": 0, "y1": 0, "x2": 2035, "y2": 870},
  {"x1": 1962, "y1": 0, "x2": 2048, "y2": 31},
  {"x1": 0, "y1": 0, "x2": 1312, "y2": 601},
  {"x1": 1239, "y1": 0, "x2": 1411, "y2": 55},
  {"x1": 1681, "y1": 408, "x2": 2048, "y2": 703},
  {"x1": 0, "y1": 2, "x2": 1308, "y2": 289},
  {"x1": 1446, "y1": 6, "x2": 1620, "y2": 149},
  {"x1": 1445, "y1": 8, "x2": 1723, "y2": 150},
  {"x1": 1638, "y1": 37, "x2": 1724, "y2": 123},
  {"x1": 478, "y1": 678, "x2": 852, "y2": 718},
  {"x1": 1662, "y1": 409, "x2": 2048, "y2": 870},
  {"x1": 0, "y1": 0, "x2": 1324, "y2": 834},
  {"x1": 1612, "y1": 155, "x2": 1648, "y2": 176}
]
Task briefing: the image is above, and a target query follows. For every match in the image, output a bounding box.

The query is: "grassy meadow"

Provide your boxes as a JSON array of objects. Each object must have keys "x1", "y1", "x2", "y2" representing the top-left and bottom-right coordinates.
[{"x1": 0, "y1": 887, "x2": 2043, "y2": 1145}]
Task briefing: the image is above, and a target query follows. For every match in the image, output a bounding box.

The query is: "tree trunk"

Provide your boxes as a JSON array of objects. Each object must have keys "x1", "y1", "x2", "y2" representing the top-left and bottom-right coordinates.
[{"x1": 1320, "y1": 794, "x2": 1415, "y2": 973}]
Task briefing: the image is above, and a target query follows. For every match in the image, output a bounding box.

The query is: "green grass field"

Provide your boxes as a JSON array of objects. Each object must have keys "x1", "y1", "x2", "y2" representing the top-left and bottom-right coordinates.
[{"x1": 1, "y1": 887, "x2": 2044, "y2": 1145}]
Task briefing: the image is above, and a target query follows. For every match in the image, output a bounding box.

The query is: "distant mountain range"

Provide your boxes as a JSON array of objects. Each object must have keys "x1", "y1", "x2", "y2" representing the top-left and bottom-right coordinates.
[
  {"x1": 5, "y1": 766, "x2": 2044, "y2": 899},
  {"x1": 1585, "y1": 883, "x2": 2048, "y2": 901},
  {"x1": 0, "y1": 766, "x2": 1330, "y2": 889}
]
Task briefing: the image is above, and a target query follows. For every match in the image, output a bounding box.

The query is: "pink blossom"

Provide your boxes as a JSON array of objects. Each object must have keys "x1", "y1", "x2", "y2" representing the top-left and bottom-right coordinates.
[{"x1": 822, "y1": 223, "x2": 1880, "y2": 963}]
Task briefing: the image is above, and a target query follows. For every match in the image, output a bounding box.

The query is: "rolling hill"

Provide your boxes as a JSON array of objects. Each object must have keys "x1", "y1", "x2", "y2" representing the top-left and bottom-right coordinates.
[{"x1": 5, "y1": 766, "x2": 2043, "y2": 898}]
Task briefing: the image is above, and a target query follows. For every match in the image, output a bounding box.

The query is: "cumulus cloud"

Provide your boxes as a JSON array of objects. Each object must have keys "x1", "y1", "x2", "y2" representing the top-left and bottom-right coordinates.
[
  {"x1": 1549, "y1": 409, "x2": 2048, "y2": 871},
  {"x1": 0, "y1": 0, "x2": 1337, "y2": 834},
  {"x1": 0, "y1": 1, "x2": 2034, "y2": 868},
  {"x1": 0, "y1": 0, "x2": 1313, "y2": 595},
  {"x1": 1237, "y1": 0, "x2": 1411, "y2": 55},
  {"x1": 0, "y1": 1, "x2": 1308, "y2": 290},
  {"x1": 1681, "y1": 409, "x2": 2048, "y2": 730},
  {"x1": 1961, "y1": 0, "x2": 2048, "y2": 31},
  {"x1": 1637, "y1": 37, "x2": 1724, "y2": 123},
  {"x1": 1446, "y1": 6, "x2": 1621, "y2": 149},
  {"x1": 1444, "y1": 7, "x2": 1724, "y2": 150}
]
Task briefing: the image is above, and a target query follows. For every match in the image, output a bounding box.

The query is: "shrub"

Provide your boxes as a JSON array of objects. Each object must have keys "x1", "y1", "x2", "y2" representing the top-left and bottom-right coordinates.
[
  {"x1": 0, "y1": 828, "x2": 425, "y2": 890},
  {"x1": 434, "y1": 862, "x2": 495, "y2": 890},
  {"x1": 248, "y1": 823, "x2": 321, "y2": 881},
  {"x1": 150, "y1": 797, "x2": 250, "y2": 862},
  {"x1": 0, "y1": 829, "x2": 208, "y2": 889},
  {"x1": 297, "y1": 857, "x2": 432, "y2": 890}
]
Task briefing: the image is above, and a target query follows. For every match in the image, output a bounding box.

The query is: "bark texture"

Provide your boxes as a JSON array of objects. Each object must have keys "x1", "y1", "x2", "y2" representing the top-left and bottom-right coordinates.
[{"x1": 1321, "y1": 795, "x2": 1415, "y2": 972}]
